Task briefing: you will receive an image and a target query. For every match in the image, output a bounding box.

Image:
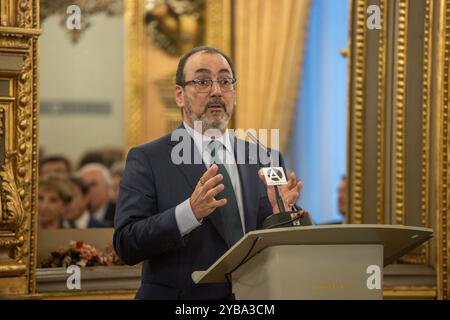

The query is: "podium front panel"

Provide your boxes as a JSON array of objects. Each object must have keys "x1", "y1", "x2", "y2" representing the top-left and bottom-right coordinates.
[{"x1": 232, "y1": 244, "x2": 383, "y2": 300}]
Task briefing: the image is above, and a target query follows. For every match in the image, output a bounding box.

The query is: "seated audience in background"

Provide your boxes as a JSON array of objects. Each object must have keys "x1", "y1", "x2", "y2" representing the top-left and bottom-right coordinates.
[
  {"x1": 39, "y1": 155, "x2": 72, "y2": 176},
  {"x1": 102, "y1": 147, "x2": 124, "y2": 169},
  {"x1": 79, "y1": 163, "x2": 116, "y2": 227},
  {"x1": 62, "y1": 176, "x2": 108, "y2": 229},
  {"x1": 38, "y1": 174, "x2": 73, "y2": 230},
  {"x1": 110, "y1": 160, "x2": 125, "y2": 205},
  {"x1": 338, "y1": 175, "x2": 347, "y2": 223},
  {"x1": 77, "y1": 147, "x2": 124, "y2": 170},
  {"x1": 78, "y1": 150, "x2": 106, "y2": 170}
]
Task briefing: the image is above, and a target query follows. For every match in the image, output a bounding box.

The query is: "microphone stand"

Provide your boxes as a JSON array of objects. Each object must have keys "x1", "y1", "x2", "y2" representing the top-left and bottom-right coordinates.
[
  {"x1": 262, "y1": 185, "x2": 305, "y2": 229},
  {"x1": 246, "y1": 132, "x2": 305, "y2": 229}
]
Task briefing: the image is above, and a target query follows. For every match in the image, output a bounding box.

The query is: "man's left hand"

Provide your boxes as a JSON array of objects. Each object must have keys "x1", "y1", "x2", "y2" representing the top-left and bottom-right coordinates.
[{"x1": 258, "y1": 170, "x2": 303, "y2": 214}]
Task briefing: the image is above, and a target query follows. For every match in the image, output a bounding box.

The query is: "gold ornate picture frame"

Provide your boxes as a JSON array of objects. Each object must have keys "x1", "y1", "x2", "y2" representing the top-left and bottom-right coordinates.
[{"x1": 0, "y1": 0, "x2": 40, "y2": 296}]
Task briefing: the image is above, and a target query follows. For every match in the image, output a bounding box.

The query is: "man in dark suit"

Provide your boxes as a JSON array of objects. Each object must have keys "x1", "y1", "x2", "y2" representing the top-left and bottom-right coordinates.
[
  {"x1": 62, "y1": 176, "x2": 109, "y2": 229},
  {"x1": 114, "y1": 46, "x2": 302, "y2": 300},
  {"x1": 79, "y1": 163, "x2": 116, "y2": 227}
]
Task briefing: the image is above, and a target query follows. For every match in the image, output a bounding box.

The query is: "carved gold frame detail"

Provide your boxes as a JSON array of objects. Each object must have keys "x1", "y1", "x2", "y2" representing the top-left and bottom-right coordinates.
[
  {"x1": 349, "y1": 0, "x2": 450, "y2": 299},
  {"x1": 0, "y1": 0, "x2": 40, "y2": 296}
]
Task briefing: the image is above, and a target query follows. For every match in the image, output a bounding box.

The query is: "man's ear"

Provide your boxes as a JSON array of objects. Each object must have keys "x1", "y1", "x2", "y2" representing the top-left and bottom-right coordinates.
[{"x1": 175, "y1": 85, "x2": 185, "y2": 109}]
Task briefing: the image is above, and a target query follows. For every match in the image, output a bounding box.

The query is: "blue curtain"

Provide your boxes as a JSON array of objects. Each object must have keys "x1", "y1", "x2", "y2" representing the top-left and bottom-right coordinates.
[{"x1": 287, "y1": 0, "x2": 349, "y2": 224}]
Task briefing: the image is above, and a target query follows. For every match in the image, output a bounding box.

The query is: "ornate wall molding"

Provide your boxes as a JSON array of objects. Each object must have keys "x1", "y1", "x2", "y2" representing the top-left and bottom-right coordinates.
[
  {"x1": 124, "y1": 0, "x2": 145, "y2": 152},
  {"x1": 348, "y1": 0, "x2": 447, "y2": 297},
  {"x1": 394, "y1": 0, "x2": 433, "y2": 266},
  {"x1": 419, "y1": 0, "x2": 433, "y2": 266},
  {"x1": 17, "y1": 0, "x2": 33, "y2": 28},
  {"x1": 205, "y1": 0, "x2": 231, "y2": 55},
  {"x1": 436, "y1": 0, "x2": 450, "y2": 301},
  {"x1": 393, "y1": 0, "x2": 408, "y2": 226},
  {"x1": 0, "y1": 0, "x2": 39, "y2": 295},
  {"x1": 348, "y1": 0, "x2": 367, "y2": 224},
  {"x1": 383, "y1": 286, "x2": 437, "y2": 299},
  {"x1": 376, "y1": 0, "x2": 388, "y2": 225}
]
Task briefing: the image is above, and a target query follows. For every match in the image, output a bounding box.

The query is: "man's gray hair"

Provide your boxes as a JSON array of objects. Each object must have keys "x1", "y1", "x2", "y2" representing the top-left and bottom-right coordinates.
[{"x1": 79, "y1": 163, "x2": 112, "y2": 187}]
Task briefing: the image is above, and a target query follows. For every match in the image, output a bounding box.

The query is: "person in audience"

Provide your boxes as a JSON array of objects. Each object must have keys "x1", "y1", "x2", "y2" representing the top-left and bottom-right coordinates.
[
  {"x1": 62, "y1": 176, "x2": 108, "y2": 229},
  {"x1": 110, "y1": 160, "x2": 125, "y2": 205},
  {"x1": 79, "y1": 163, "x2": 116, "y2": 227},
  {"x1": 338, "y1": 175, "x2": 347, "y2": 223},
  {"x1": 77, "y1": 147, "x2": 124, "y2": 170},
  {"x1": 38, "y1": 174, "x2": 73, "y2": 230},
  {"x1": 39, "y1": 155, "x2": 72, "y2": 176},
  {"x1": 102, "y1": 147, "x2": 124, "y2": 169},
  {"x1": 78, "y1": 150, "x2": 106, "y2": 170}
]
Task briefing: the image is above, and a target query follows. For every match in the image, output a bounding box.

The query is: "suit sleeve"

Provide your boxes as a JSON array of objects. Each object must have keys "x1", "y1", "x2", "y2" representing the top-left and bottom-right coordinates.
[{"x1": 113, "y1": 147, "x2": 185, "y2": 265}]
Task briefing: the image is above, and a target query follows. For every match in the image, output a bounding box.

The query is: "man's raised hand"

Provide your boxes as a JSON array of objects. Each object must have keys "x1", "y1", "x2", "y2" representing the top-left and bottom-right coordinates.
[{"x1": 190, "y1": 164, "x2": 228, "y2": 220}]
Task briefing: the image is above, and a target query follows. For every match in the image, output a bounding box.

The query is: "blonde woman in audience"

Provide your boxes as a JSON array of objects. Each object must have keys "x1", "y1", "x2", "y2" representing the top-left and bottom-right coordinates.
[{"x1": 38, "y1": 174, "x2": 73, "y2": 230}]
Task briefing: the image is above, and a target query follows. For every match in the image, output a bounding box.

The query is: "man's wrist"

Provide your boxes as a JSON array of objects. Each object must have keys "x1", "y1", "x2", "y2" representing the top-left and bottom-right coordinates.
[
  {"x1": 175, "y1": 198, "x2": 202, "y2": 237},
  {"x1": 189, "y1": 198, "x2": 202, "y2": 221}
]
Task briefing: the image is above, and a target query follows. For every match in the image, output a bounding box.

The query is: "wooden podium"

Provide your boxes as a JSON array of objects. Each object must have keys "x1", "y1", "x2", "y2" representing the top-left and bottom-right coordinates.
[{"x1": 192, "y1": 225, "x2": 433, "y2": 300}]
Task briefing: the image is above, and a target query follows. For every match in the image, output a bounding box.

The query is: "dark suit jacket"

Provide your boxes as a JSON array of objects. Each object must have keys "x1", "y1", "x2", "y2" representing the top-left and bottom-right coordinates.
[
  {"x1": 88, "y1": 217, "x2": 109, "y2": 228},
  {"x1": 113, "y1": 126, "x2": 283, "y2": 300}
]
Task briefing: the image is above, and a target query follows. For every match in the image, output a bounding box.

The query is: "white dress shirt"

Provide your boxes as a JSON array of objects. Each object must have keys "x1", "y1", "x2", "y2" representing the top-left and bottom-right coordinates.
[
  {"x1": 62, "y1": 210, "x2": 90, "y2": 229},
  {"x1": 92, "y1": 205, "x2": 107, "y2": 222}
]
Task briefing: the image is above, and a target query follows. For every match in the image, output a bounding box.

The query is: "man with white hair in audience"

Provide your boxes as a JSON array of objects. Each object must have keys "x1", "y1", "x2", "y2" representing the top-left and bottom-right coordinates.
[{"x1": 79, "y1": 163, "x2": 116, "y2": 227}]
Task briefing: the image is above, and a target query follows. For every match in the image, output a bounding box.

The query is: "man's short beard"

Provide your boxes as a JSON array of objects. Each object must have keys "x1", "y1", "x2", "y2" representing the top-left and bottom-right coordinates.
[{"x1": 184, "y1": 102, "x2": 230, "y2": 132}]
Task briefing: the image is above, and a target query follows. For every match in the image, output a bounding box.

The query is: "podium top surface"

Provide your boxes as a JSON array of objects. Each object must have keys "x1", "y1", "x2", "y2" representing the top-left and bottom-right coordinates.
[{"x1": 192, "y1": 224, "x2": 433, "y2": 284}]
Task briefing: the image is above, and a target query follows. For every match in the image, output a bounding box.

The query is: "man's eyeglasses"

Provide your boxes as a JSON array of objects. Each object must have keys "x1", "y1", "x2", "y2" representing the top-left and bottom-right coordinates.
[{"x1": 182, "y1": 78, "x2": 237, "y2": 93}]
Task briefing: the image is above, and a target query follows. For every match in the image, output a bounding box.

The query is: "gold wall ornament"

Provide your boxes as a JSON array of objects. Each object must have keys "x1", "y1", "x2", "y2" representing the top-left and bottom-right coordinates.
[
  {"x1": 383, "y1": 286, "x2": 437, "y2": 299},
  {"x1": 0, "y1": 0, "x2": 38, "y2": 28},
  {"x1": 204, "y1": 0, "x2": 231, "y2": 54},
  {"x1": 0, "y1": 0, "x2": 39, "y2": 295},
  {"x1": 399, "y1": 0, "x2": 434, "y2": 264},
  {"x1": 348, "y1": 0, "x2": 367, "y2": 224},
  {"x1": 436, "y1": 0, "x2": 450, "y2": 300},
  {"x1": 0, "y1": 0, "x2": 16, "y2": 27},
  {"x1": 124, "y1": 0, "x2": 145, "y2": 151},
  {"x1": 375, "y1": 0, "x2": 388, "y2": 225},
  {"x1": 393, "y1": 0, "x2": 408, "y2": 226},
  {"x1": 0, "y1": 153, "x2": 25, "y2": 232},
  {"x1": 39, "y1": 0, "x2": 122, "y2": 44},
  {"x1": 144, "y1": 0, "x2": 204, "y2": 56},
  {"x1": 17, "y1": 0, "x2": 33, "y2": 28},
  {"x1": 0, "y1": 152, "x2": 27, "y2": 266},
  {"x1": 391, "y1": 0, "x2": 432, "y2": 266},
  {"x1": 348, "y1": 0, "x2": 450, "y2": 299}
]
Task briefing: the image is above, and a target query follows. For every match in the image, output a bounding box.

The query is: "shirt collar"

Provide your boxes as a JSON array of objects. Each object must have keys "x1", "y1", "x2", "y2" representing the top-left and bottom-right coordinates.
[
  {"x1": 75, "y1": 211, "x2": 90, "y2": 228},
  {"x1": 63, "y1": 210, "x2": 90, "y2": 229},
  {"x1": 183, "y1": 121, "x2": 233, "y2": 154}
]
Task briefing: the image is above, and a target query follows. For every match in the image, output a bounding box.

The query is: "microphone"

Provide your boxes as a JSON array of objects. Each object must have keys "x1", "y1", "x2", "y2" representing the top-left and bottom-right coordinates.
[{"x1": 246, "y1": 132, "x2": 307, "y2": 229}]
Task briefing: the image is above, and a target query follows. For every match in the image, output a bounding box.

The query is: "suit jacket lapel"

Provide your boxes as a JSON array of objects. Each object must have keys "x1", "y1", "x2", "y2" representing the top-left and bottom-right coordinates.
[
  {"x1": 168, "y1": 141, "x2": 204, "y2": 190},
  {"x1": 167, "y1": 125, "x2": 229, "y2": 246}
]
